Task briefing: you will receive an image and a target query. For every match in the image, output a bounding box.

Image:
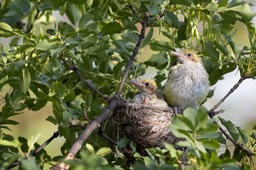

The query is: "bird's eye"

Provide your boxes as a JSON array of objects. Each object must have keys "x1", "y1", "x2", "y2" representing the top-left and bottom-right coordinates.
[
  {"x1": 145, "y1": 82, "x2": 149, "y2": 86},
  {"x1": 187, "y1": 53, "x2": 193, "y2": 57}
]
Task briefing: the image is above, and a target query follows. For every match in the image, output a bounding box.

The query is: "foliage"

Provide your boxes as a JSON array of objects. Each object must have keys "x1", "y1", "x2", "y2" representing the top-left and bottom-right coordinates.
[{"x1": 0, "y1": 0, "x2": 256, "y2": 169}]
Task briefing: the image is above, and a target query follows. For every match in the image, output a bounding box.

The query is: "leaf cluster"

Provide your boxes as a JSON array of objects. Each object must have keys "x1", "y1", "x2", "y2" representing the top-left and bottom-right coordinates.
[{"x1": 0, "y1": 0, "x2": 255, "y2": 169}]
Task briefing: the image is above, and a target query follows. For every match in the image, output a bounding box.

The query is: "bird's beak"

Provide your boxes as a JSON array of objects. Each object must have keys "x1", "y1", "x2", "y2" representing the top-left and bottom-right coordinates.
[
  {"x1": 171, "y1": 51, "x2": 187, "y2": 59},
  {"x1": 130, "y1": 79, "x2": 144, "y2": 89}
]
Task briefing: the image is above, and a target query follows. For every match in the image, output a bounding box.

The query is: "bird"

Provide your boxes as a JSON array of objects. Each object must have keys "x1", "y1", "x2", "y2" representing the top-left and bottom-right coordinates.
[
  {"x1": 163, "y1": 49, "x2": 209, "y2": 111},
  {"x1": 130, "y1": 78, "x2": 168, "y2": 107}
]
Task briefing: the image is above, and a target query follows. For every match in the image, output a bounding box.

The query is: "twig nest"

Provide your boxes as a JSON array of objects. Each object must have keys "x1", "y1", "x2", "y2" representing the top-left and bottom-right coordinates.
[{"x1": 111, "y1": 101, "x2": 180, "y2": 149}]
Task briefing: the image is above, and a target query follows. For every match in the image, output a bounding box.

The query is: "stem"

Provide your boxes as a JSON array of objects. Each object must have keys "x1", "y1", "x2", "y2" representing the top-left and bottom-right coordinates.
[
  {"x1": 116, "y1": 12, "x2": 149, "y2": 95},
  {"x1": 209, "y1": 77, "x2": 246, "y2": 113},
  {"x1": 59, "y1": 56, "x2": 109, "y2": 101},
  {"x1": 214, "y1": 120, "x2": 255, "y2": 156}
]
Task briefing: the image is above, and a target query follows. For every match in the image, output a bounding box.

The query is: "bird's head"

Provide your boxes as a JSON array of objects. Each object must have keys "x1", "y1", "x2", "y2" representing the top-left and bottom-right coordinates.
[
  {"x1": 130, "y1": 78, "x2": 157, "y2": 94},
  {"x1": 171, "y1": 49, "x2": 201, "y2": 64}
]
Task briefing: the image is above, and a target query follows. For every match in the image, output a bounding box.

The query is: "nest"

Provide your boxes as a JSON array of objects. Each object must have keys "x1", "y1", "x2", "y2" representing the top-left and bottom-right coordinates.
[{"x1": 111, "y1": 101, "x2": 180, "y2": 149}]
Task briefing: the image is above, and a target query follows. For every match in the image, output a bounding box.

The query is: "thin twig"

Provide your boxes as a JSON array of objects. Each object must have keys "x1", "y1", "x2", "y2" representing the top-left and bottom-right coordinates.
[
  {"x1": 209, "y1": 76, "x2": 247, "y2": 113},
  {"x1": 59, "y1": 55, "x2": 109, "y2": 101},
  {"x1": 127, "y1": 4, "x2": 142, "y2": 22},
  {"x1": 116, "y1": 12, "x2": 149, "y2": 96},
  {"x1": 32, "y1": 131, "x2": 60, "y2": 156},
  {"x1": 208, "y1": 76, "x2": 255, "y2": 157},
  {"x1": 8, "y1": 131, "x2": 60, "y2": 169},
  {"x1": 97, "y1": 127, "x2": 134, "y2": 159},
  {"x1": 214, "y1": 120, "x2": 255, "y2": 157}
]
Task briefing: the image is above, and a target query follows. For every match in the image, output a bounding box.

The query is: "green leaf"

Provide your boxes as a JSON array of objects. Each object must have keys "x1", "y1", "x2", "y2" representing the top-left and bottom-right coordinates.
[
  {"x1": 164, "y1": 11, "x2": 179, "y2": 28},
  {"x1": 130, "y1": 141, "x2": 137, "y2": 151},
  {"x1": 21, "y1": 68, "x2": 31, "y2": 94},
  {"x1": 13, "y1": 103, "x2": 27, "y2": 111},
  {"x1": 171, "y1": 114, "x2": 194, "y2": 132},
  {"x1": 195, "y1": 109, "x2": 212, "y2": 129},
  {"x1": 85, "y1": 143, "x2": 94, "y2": 152},
  {"x1": 178, "y1": 20, "x2": 188, "y2": 40},
  {"x1": 117, "y1": 138, "x2": 129, "y2": 148},
  {"x1": 216, "y1": 132, "x2": 227, "y2": 144},
  {"x1": 65, "y1": 3, "x2": 81, "y2": 25},
  {"x1": 150, "y1": 40, "x2": 175, "y2": 51},
  {"x1": 201, "y1": 139, "x2": 220, "y2": 150},
  {"x1": 145, "y1": 3, "x2": 160, "y2": 15},
  {"x1": 228, "y1": 2, "x2": 256, "y2": 21},
  {"x1": 144, "y1": 52, "x2": 168, "y2": 70},
  {"x1": 79, "y1": 13, "x2": 97, "y2": 30},
  {"x1": 1, "y1": 119, "x2": 19, "y2": 125},
  {"x1": 96, "y1": 147, "x2": 112, "y2": 157},
  {"x1": 0, "y1": 139, "x2": 20, "y2": 147},
  {"x1": 53, "y1": 0, "x2": 66, "y2": 9},
  {"x1": 0, "y1": 22, "x2": 14, "y2": 37},
  {"x1": 237, "y1": 127, "x2": 248, "y2": 144},
  {"x1": 219, "y1": 117, "x2": 239, "y2": 141},
  {"x1": 35, "y1": 40, "x2": 58, "y2": 51},
  {"x1": 20, "y1": 157, "x2": 41, "y2": 170},
  {"x1": 195, "y1": 141, "x2": 207, "y2": 153},
  {"x1": 183, "y1": 107, "x2": 198, "y2": 127},
  {"x1": 102, "y1": 22, "x2": 122, "y2": 35}
]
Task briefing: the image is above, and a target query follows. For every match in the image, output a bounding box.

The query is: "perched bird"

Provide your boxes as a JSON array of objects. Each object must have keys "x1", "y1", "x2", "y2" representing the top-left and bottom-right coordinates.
[
  {"x1": 163, "y1": 49, "x2": 209, "y2": 111},
  {"x1": 130, "y1": 78, "x2": 168, "y2": 107}
]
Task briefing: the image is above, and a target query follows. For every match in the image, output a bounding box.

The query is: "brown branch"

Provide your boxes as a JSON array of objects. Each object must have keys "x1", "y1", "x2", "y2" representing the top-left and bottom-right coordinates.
[
  {"x1": 53, "y1": 13, "x2": 150, "y2": 169},
  {"x1": 214, "y1": 120, "x2": 255, "y2": 157},
  {"x1": 59, "y1": 56, "x2": 109, "y2": 101},
  {"x1": 116, "y1": 12, "x2": 149, "y2": 96}
]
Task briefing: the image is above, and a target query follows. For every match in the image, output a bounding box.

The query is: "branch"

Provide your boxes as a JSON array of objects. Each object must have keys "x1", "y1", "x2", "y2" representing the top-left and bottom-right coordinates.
[
  {"x1": 8, "y1": 131, "x2": 59, "y2": 169},
  {"x1": 59, "y1": 55, "x2": 109, "y2": 101},
  {"x1": 127, "y1": 4, "x2": 142, "y2": 22},
  {"x1": 209, "y1": 76, "x2": 247, "y2": 113},
  {"x1": 214, "y1": 120, "x2": 255, "y2": 157},
  {"x1": 116, "y1": 12, "x2": 149, "y2": 95},
  {"x1": 207, "y1": 76, "x2": 255, "y2": 156},
  {"x1": 32, "y1": 131, "x2": 60, "y2": 156},
  {"x1": 53, "y1": 13, "x2": 150, "y2": 170}
]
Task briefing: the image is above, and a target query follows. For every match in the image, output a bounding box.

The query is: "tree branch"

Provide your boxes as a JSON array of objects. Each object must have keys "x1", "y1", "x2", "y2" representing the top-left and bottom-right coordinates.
[
  {"x1": 207, "y1": 75, "x2": 255, "y2": 157},
  {"x1": 209, "y1": 76, "x2": 247, "y2": 114},
  {"x1": 214, "y1": 120, "x2": 255, "y2": 157},
  {"x1": 116, "y1": 12, "x2": 149, "y2": 96},
  {"x1": 53, "y1": 13, "x2": 150, "y2": 169},
  {"x1": 59, "y1": 55, "x2": 109, "y2": 101},
  {"x1": 127, "y1": 4, "x2": 142, "y2": 22}
]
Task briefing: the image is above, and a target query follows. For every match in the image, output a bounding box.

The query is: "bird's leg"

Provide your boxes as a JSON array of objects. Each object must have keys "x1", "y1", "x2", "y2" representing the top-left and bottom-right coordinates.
[{"x1": 173, "y1": 106, "x2": 181, "y2": 114}]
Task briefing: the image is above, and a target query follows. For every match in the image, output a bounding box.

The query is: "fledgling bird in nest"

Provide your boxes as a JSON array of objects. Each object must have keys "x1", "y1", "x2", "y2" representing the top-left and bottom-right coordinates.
[
  {"x1": 111, "y1": 78, "x2": 178, "y2": 149},
  {"x1": 130, "y1": 78, "x2": 168, "y2": 108},
  {"x1": 164, "y1": 49, "x2": 209, "y2": 111}
]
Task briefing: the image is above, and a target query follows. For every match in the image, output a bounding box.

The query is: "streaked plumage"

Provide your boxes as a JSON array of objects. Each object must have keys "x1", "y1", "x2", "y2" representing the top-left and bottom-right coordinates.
[{"x1": 163, "y1": 49, "x2": 209, "y2": 111}]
